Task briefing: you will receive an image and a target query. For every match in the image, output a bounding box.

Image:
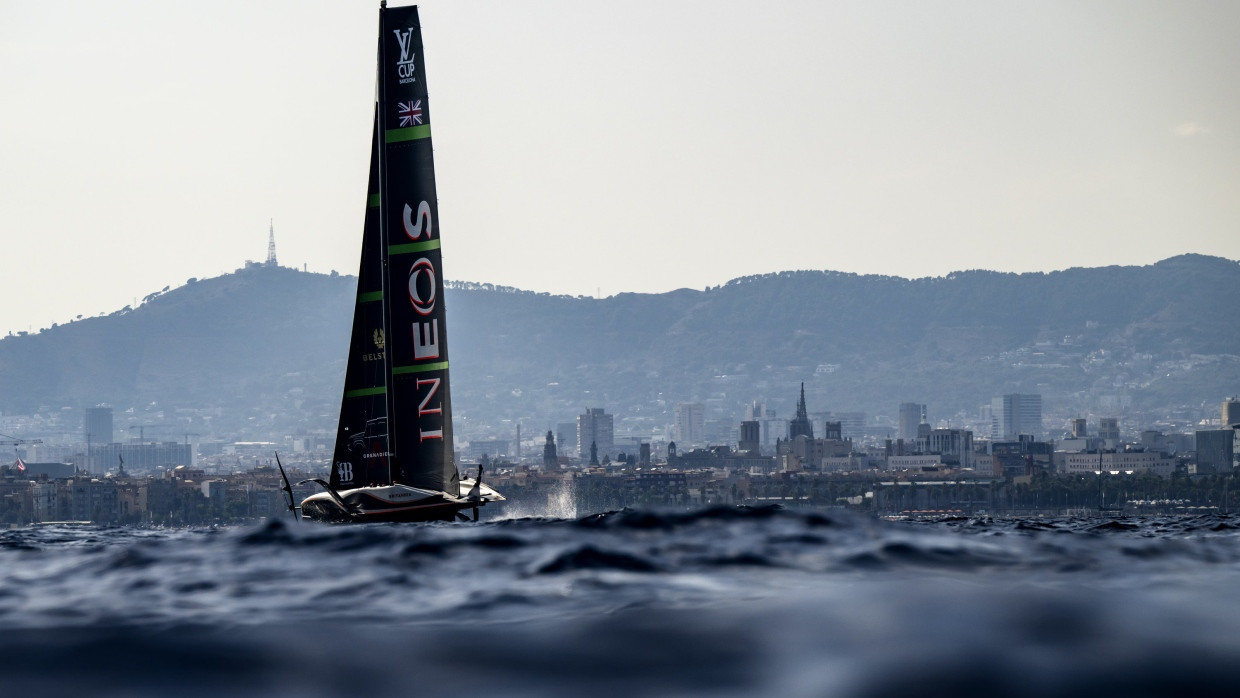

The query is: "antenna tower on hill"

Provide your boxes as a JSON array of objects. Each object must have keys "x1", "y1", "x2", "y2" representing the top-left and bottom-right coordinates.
[{"x1": 266, "y1": 219, "x2": 278, "y2": 267}]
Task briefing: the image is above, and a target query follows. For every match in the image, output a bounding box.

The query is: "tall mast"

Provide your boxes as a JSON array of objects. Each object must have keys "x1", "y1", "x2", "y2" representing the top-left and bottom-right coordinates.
[
  {"x1": 377, "y1": 4, "x2": 458, "y2": 494},
  {"x1": 377, "y1": 5, "x2": 394, "y2": 486}
]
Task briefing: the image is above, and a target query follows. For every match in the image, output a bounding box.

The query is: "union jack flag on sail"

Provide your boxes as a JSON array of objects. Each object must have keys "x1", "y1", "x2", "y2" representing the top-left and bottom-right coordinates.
[
  {"x1": 16, "y1": 457, "x2": 25, "y2": 472},
  {"x1": 397, "y1": 100, "x2": 423, "y2": 127}
]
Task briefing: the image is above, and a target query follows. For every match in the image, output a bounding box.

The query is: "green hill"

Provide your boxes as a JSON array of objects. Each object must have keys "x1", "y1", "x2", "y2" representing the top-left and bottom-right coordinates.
[{"x1": 1, "y1": 255, "x2": 1237, "y2": 439}]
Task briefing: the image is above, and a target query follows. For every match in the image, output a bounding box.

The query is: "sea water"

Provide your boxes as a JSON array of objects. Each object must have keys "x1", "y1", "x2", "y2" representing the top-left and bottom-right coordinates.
[{"x1": 2, "y1": 508, "x2": 1239, "y2": 697}]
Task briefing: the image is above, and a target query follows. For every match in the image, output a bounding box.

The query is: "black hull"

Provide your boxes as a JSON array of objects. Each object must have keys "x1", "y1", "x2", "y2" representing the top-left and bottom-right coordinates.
[
  {"x1": 301, "y1": 497, "x2": 476, "y2": 523},
  {"x1": 299, "y1": 482, "x2": 503, "y2": 524}
]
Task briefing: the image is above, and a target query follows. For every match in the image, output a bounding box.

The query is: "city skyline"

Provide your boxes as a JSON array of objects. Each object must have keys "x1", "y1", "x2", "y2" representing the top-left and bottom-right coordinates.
[{"x1": 3, "y1": 1, "x2": 1239, "y2": 336}]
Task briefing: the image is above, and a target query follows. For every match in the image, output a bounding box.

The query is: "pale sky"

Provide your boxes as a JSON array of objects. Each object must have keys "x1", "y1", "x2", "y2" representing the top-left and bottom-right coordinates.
[{"x1": 1, "y1": 0, "x2": 1237, "y2": 335}]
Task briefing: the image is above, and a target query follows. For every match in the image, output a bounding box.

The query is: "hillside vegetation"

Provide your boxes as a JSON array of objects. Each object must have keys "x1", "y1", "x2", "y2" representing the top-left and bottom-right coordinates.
[{"x1": 1, "y1": 255, "x2": 1236, "y2": 438}]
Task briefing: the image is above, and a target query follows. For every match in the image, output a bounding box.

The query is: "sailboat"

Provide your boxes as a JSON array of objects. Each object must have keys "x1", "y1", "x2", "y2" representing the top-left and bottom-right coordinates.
[{"x1": 298, "y1": 3, "x2": 504, "y2": 523}]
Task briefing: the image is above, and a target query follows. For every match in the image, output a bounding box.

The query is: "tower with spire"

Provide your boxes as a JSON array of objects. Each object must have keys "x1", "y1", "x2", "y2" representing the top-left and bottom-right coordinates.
[
  {"x1": 789, "y1": 382, "x2": 815, "y2": 440},
  {"x1": 266, "y1": 219, "x2": 278, "y2": 267},
  {"x1": 543, "y1": 430, "x2": 558, "y2": 470}
]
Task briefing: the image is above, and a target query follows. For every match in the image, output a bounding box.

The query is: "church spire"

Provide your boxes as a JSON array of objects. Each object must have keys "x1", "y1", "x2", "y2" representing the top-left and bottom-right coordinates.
[{"x1": 790, "y1": 382, "x2": 814, "y2": 440}]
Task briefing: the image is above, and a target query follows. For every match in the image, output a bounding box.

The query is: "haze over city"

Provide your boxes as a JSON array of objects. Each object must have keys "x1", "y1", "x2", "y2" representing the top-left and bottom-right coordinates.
[{"x1": 2, "y1": 0, "x2": 1237, "y2": 337}]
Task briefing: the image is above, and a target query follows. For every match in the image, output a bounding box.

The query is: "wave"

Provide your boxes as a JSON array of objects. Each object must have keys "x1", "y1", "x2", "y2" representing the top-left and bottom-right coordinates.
[{"x1": 1, "y1": 509, "x2": 1239, "y2": 695}]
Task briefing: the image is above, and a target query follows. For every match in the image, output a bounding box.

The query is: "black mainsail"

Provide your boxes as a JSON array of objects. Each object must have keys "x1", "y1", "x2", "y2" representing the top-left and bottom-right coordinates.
[
  {"x1": 301, "y1": 4, "x2": 500, "y2": 523},
  {"x1": 329, "y1": 116, "x2": 389, "y2": 491},
  {"x1": 378, "y1": 4, "x2": 458, "y2": 496}
]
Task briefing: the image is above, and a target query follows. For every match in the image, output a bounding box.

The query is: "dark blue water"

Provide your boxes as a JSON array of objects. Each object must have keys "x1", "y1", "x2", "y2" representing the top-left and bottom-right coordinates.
[{"x1": 3, "y1": 507, "x2": 1239, "y2": 696}]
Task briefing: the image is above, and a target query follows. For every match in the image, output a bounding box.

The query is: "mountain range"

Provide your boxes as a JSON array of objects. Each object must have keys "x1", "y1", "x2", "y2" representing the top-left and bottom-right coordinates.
[{"x1": 1, "y1": 254, "x2": 1237, "y2": 442}]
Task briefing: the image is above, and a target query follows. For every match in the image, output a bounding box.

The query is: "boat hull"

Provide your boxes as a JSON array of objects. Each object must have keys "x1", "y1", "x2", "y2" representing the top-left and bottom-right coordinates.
[{"x1": 300, "y1": 481, "x2": 504, "y2": 523}]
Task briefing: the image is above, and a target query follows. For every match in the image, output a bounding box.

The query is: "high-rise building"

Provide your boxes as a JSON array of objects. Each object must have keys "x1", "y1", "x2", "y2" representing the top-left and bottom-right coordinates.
[
  {"x1": 744, "y1": 401, "x2": 767, "y2": 421},
  {"x1": 577, "y1": 408, "x2": 614, "y2": 462},
  {"x1": 739, "y1": 420, "x2": 760, "y2": 455},
  {"x1": 898, "y1": 403, "x2": 925, "y2": 441},
  {"x1": 84, "y1": 406, "x2": 114, "y2": 446},
  {"x1": 1223, "y1": 398, "x2": 1240, "y2": 427},
  {"x1": 990, "y1": 394, "x2": 1042, "y2": 440},
  {"x1": 674, "y1": 403, "x2": 705, "y2": 446},
  {"x1": 1070, "y1": 418, "x2": 1088, "y2": 438},
  {"x1": 789, "y1": 383, "x2": 814, "y2": 441},
  {"x1": 1098, "y1": 417, "x2": 1120, "y2": 442}
]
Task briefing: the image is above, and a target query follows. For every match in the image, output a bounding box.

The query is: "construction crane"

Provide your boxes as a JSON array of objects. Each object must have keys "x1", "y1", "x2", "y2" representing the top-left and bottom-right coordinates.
[
  {"x1": 130, "y1": 426, "x2": 199, "y2": 447},
  {"x1": 172, "y1": 432, "x2": 201, "y2": 447},
  {"x1": 128, "y1": 424, "x2": 172, "y2": 444},
  {"x1": 0, "y1": 433, "x2": 43, "y2": 447},
  {"x1": 0, "y1": 434, "x2": 43, "y2": 467}
]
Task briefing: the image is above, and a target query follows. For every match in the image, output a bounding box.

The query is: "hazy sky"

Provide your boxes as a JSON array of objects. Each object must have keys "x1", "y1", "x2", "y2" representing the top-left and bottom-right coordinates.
[{"x1": 1, "y1": 0, "x2": 1237, "y2": 336}]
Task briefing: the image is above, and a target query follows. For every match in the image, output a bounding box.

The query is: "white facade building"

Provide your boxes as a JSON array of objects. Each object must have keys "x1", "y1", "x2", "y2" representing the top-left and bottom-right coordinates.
[
  {"x1": 886, "y1": 454, "x2": 944, "y2": 471},
  {"x1": 1057, "y1": 451, "x2": 1176, "y2": 477}
]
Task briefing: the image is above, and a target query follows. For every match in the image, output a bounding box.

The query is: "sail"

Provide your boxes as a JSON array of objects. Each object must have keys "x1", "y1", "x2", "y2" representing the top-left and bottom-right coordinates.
[
  {"x1": 378, "y1": 5, "x2": 459, "y2": 495},
  {"x1": 330, "y1": 115, "x2": 391, "y2": 490}
]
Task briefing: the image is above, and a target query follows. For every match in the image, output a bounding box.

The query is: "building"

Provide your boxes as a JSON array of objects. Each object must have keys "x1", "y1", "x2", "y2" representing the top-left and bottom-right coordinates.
[
  {"x1": 738, "y1": 420, "x2": 760, "y2": 455},
  {"x1": 789, "y1": 384, "x2": 814, "y2": 441},
  {"x1": 827, "y1": 412, "x2": 867, "y2": 440},
  {"x1": 1195, "y1": 428, "x2": 1236, "y2": 475},
  {"x1": 673, "y1": 403, "x2": 705, "y2": 447},
  {"x1": 1223, "y1": 398, "x2": 1240, "y2": 427},
  {"x1": 667, "y1": 445, "x2": 773, "y2": 473},
  {"x1": 467, "y1": 439, "x2": 510, "y2": 460},
  {"x1": 19, "y1": 462, "x2": 75, "y2": 479},
  {"x1": 65, "y1": 477, "x2": 119, "y2": 522},
  {"x1": 898, "y1": 403, "x2": 925, "y2": 441},
  {"x1": 759, "y1": 418, "x2": 788, "y2": 450},
  {"x1": 577, "y1": 408, "x2": 615, "y2": 463},
  {"x1": 556, "y1": 422, "x2": 577, "y2": 458},
  {"x1": 1058, "y1": 451, "x2": 1176, "y2": 478},
  {"x1": 1058, "y1": 417, "x2": 1100, "y2": 452},
  {"x1": 94, "y1": 442, "x2": 193, "y2": 473},
  {"x1": 991, "y1": 394, "x2": 1042, "y2": 440},
  {"x1": 84, "y1": 406, "x2": 114, "y2": 446},
  {"x1": 886, "y1": 454, "x2": 944, "y2": 471},
  {"x1": 920, "y1": 428, "x2": 974, "y2": 470},
  {"x1": 84, "y1": 406, "x2": 114, "y2": 473},
  {"x1": 990, "y1": 436, "x2": 1053, "y2": 478},
  {"x1": 743, "y1": 401, "x2": 765, "y2": 422},
  {"x1": 785, "y1": 433, "x2": 852, "y2": 470},
  {"x1": 1098, "y1": 417, "x2": 1120, "y2": 443},
  {"x1": 542, "y1": 431, "x2": 558, "y2": 471}
]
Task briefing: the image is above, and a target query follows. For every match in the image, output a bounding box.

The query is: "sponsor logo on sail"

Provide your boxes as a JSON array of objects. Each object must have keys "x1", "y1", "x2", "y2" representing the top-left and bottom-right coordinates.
[
  {"x1": 363, "y1": 328, "x2": 386, "y2": 361},
  {"x1": 408, "y1": 258, "x2": 437, "y2": 316},
  {"x1": 402, "y1": 199, "x2": 445, "y2": 442},
  {"x1": 393, "y1": 28, "x2": 417, "y2": 84},
  {"x1": 337, "y1": 462, "x2": 354, "y2": 482}
]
